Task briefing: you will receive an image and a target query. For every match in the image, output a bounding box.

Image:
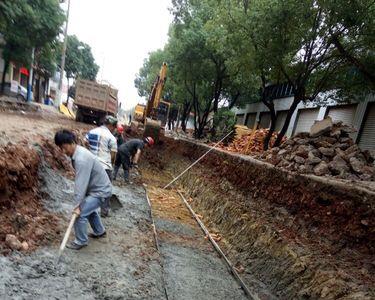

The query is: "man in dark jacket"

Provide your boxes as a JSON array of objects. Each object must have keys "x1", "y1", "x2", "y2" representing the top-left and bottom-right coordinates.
[{"x1": 113, "y1": 137, "x2": 154, "y2": 183}]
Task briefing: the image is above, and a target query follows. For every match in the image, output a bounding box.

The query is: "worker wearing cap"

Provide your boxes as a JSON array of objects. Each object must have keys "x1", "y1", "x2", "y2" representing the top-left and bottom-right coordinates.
[
  {"x1": 86, "y1": 116, "x2": 118, "y2": 217},
  {"x1": 54, "y1": 130, "x2": 110, "y2": 250},
  {"x1": 113, "y1": 137, "x2": 154, "y2": 183}
]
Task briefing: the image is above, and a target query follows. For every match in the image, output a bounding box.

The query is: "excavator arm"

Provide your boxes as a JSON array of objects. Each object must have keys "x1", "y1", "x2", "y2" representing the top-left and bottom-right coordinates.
[{"x1": 144, "y1": 63, "x2": 168, "y2": 121}]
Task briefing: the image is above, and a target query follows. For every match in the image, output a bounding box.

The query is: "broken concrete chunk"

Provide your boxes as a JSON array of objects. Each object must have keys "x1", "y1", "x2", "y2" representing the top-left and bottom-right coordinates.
[
  {"x1": 295, "y1": 145, "x2": 310, "y2": 158},
  {"x1": 334, "y1": 143, "x2": 350, "y2": 151},
  {"x1": 345, "y1": 144, "x2": 360, "y2": 155},
  {"x1": 307, "y1": 152, "x2": 322, "y2": 165},
  {"x1": 278, "y1": 149, "x2": 288, "y2": 156},
  {"x1": 294, "y1": 155, "x2": 306, "y2": 164},
  {"x1": 310, "y1": 117, "x2": 333, "y2": 138},
  {"x1": 5, "y1": 234, "x2": 22, "y2": 250},
  {"x1": 349, "y1": 157, "x2": 365, "y2": 174},
  {"x1": 313, "y1": 161, "x2": 330, "y2": 176},
  {"x1": 329, "y1": 155, "x2": 349, "y2": 175},
  {"x1": 319, "y1": 147, "x2": 335, "y2": 157}
]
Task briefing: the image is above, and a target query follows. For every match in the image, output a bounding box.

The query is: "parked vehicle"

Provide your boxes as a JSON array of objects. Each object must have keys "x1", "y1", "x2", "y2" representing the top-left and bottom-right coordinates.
[
  {"x1": 134, "y1": 104, "x2": 146, "y2": 122},
  {"x1": 74, "y1": 79, "x2": 118, "y2": 124}
]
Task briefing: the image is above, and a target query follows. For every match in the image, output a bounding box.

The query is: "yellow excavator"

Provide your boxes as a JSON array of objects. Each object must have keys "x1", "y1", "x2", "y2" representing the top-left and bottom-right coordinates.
[{"x1": 142, "y1": 63, "x2": 170, "y2": 142}]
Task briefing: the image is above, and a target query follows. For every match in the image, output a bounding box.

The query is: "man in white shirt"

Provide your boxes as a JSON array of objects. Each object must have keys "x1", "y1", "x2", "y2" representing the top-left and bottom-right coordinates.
[{"x1": 86, "y1": 116, "x2": 118, "y2": 217}]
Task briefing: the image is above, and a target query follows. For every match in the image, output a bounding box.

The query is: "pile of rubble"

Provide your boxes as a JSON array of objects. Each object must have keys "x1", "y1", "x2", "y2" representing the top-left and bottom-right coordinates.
[
  {"x1": 216, "y1": 128, "x2": 283, "y2": 155},
  {"x1": 262, "y1": 118, "x2": 375, "y2": 181}
]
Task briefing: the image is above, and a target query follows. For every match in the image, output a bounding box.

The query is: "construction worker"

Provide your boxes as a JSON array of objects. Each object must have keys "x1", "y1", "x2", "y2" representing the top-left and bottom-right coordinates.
[
  {"x1": 113, "y1": 137, "x2": 155, "y2": 183},
  {"x1": 86, "y1": 116, "x2": 117, "y2": 217},
  {"x1": 114, "y1": 124, "x2": 125, "y2": 147},
  {"x1": 54, "y1": 130, "x2": 110, "y2": 250}
]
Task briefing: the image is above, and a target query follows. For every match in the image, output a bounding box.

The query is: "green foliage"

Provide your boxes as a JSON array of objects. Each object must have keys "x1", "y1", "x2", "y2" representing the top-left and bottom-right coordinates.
[
  {"x1": 35, "y1": 40, "x2": 61, "y2": 76},
  {"x1": 65, "y1": 35, "x2": 99, "y2": 81},
  {"x1": 136, "y1": 0, "x2": 375, "y2": 141},
  {"x1": 134, "y1": 49, "x2": 169, "y2": 99},
  {"x1": 0, "y1": 0, "x2": 64, "y2": 91},
  {"x1": 211, "y1": 108, "x2": 236, "y2": 141}
]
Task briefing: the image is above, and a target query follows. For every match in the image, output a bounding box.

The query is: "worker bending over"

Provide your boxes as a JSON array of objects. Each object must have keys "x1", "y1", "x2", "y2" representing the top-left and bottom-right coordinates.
[
  {"x1": 86, "y1": 116, "x2": 117, "y2": 217},
  {"x1": 55, "y1": 130, "x2": 110, "y2": 250},
  {"x1": 113, "y1": 137, "x2": 154, "y2": 183}
]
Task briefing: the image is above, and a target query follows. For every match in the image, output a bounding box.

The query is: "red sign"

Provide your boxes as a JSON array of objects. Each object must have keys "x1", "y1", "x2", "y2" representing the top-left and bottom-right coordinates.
[{"x1": 20, "y1": 67, "x2": 29, "y2": 76}]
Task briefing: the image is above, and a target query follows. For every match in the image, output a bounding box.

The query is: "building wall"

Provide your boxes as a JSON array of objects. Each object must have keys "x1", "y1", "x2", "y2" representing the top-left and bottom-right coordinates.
[{"x1": 233, "y1": 95, "x2": 375, "y2": 149}]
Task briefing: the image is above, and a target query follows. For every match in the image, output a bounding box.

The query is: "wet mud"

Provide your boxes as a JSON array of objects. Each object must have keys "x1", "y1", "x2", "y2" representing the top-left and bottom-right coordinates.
[
  {"x1": 144, "y1": 174, "x2": 252, "y2": 300},
  {"x1": 1, "y1": 176, "x2": 165, "y2": 299}
]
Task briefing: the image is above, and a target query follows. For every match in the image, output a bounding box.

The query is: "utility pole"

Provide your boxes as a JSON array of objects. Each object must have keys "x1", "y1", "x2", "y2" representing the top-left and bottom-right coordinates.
[
  {"x1": 26, "y1": 48, "x2": 35, "y2": 102},
  {"x1": 56, "y1": 0, "x2": 71, "y2": 108}
]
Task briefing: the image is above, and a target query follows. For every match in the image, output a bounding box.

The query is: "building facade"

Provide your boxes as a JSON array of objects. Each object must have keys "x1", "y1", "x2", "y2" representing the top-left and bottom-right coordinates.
[{"x1": 233, "y1": 92, "x2": 375, "y2": 150}]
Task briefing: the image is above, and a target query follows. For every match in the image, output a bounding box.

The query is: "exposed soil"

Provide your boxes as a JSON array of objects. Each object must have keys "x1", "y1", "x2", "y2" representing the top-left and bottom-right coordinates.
[
  {"x1": 141, "y1": 136, "x2": 375, "y2": 299},
  {"x1": 0, "y1": 105, "x2": 259, "y2": 299}
]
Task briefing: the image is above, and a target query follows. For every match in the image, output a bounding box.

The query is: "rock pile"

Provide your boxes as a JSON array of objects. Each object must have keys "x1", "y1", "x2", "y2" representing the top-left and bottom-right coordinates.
[{"x1": 262, "y1": 119, "x2": 375, "y2": 181}]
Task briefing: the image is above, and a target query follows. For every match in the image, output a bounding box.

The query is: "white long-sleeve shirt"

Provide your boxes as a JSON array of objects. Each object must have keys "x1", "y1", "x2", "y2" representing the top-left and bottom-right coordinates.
[{"x1": 86, "y1": 126, "x2": 117, "y2": 170}]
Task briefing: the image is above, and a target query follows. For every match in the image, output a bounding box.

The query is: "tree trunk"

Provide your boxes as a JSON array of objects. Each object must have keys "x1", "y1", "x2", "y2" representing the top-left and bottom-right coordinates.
[
  {"x1": 180, "y1": 101, "x2": 192, "y2": 132},
  {"x1": 1, "y1": 59, "x2": 10, "y2": 94},
  {"x1": 263, "y1": 108, "x2": 277, "y2": 150},
  {"x1": 274, "y1": 98, "x2": 301, "y2": 147}
]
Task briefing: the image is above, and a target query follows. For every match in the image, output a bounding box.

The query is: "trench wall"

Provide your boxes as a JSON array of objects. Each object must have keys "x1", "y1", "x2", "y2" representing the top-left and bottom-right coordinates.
[{"x1": 160, "y1": 137, "x2": 374, "y2": 299}]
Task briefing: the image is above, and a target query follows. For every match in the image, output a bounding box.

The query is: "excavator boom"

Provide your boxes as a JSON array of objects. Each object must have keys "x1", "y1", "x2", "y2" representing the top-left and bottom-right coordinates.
[{"x1": 144, "y1": 63, "x2": 168, "y2": 120}]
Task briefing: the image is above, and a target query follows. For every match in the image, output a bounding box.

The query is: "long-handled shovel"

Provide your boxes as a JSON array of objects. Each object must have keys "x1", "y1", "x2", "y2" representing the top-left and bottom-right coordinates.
[{"x1": 57, "y1": 212, "x2": 78, "y2": 263}]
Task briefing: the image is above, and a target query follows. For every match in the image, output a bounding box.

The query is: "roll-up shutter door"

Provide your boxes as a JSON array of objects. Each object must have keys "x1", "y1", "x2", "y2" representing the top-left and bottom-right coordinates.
[
  {"x1": 358, "y1": 103, "x2": 375, "y2": 150},
  {"x1": 259, "y1": 112, "x2": 271, "y2": 128},
  {"x1": 327, "y1": 104, "x2": 357, "y2": 127},
  {"x1": 245, "y1": 113, "x2": 257, "y2": 128},
  {"x1": 236, "y1": 114, "x2": 245, "y2": 125},
  {"x1": 294, "y1": 108, "x2": 320, "y2": 135},
  {"x1": 275, "y1": 111, "x2": 288, "y2": 132}
]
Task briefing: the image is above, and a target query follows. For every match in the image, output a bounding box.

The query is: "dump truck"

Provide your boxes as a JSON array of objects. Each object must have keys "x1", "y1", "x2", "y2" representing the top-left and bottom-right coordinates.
[
  {"x1": 74, "y1": 79, "x2": 118, "y2": 124},
  {"x1": 134, "y1": 104, "x2": 146, "y2": 122}
]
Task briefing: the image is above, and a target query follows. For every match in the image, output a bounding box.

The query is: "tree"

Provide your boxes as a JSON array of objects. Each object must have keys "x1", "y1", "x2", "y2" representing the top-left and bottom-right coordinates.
[
  {"x1": 135, "y1": 49, "x2": 168, "y2": 99},
  {"x1": 65, "y1": 35, "x2": 99, "y2": 99},
  {"x1": 0, "y1": 0, "x2": 64, "y2": 93},
  {"x1": 320, "y1": 0, "x2": 375, "y2": 89}
]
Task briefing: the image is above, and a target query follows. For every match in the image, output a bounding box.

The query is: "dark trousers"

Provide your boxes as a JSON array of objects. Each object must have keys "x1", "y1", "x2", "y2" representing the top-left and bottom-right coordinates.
[
  {"x1": 113, "y1": 151, "x2": 131, "y2": 182},
  {"x1": 101, "y1": 169, "x2": 112, "y2": 216}
]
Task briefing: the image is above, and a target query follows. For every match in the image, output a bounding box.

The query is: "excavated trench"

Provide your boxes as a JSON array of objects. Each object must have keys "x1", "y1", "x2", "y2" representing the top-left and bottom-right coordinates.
[
  {"x1": 141, "y1": 136, "x2": 375, "y2": 300},
  {"x1": 0, "y1": 134, "x2": 252, "y2": 299},
  {"x1": 0, "y1": 121, "x2": 374, "y2": 299}
]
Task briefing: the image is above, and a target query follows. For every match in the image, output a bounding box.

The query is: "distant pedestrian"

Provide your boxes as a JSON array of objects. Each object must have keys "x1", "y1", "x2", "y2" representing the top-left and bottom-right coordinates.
[
  {"x1": 44, "y1": 95, "x2": 54, "y2": 106},
  {"x1": 54, "y1": 130, "x2": 110, "y2": 250},
  {"x1": 113, "y1": 137, "x2": 154, "y2": 183},
  {"x1": 86, "y1": 116, "x2": 118, "y2": 217}
]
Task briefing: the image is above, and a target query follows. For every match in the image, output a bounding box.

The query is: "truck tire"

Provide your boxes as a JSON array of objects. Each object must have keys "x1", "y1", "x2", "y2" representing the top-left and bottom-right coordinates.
[{"x1": 76, "y1": 108, "x2": 83, "y2": 122}]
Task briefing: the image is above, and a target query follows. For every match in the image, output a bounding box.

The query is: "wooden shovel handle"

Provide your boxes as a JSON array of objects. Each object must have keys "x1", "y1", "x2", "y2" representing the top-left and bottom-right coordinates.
[{"x1": 58, "y1": 213, "x2": 78, "y2": 255}]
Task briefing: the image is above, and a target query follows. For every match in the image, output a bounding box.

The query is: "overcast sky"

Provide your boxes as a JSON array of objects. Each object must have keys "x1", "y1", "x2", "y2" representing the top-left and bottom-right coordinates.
[{"x1": 65, "y1": 0, "x2": 172, "y2": 110}]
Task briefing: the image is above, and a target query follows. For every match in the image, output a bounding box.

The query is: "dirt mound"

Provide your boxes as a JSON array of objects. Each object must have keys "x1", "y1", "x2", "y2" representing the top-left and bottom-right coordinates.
[
  {"x1": 0, "y1": 143, "x2": 64, "y2": 254},
  {"x1": 261, "y1": 123, "x2": 375, "y2": 181}
]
